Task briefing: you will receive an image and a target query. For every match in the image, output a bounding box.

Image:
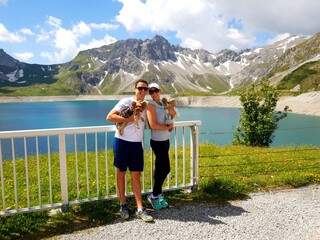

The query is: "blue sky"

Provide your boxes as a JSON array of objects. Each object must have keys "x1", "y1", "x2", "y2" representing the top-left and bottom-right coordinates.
[{"x1": 1, "y1": 0, "x2": 319, "y2": 64}]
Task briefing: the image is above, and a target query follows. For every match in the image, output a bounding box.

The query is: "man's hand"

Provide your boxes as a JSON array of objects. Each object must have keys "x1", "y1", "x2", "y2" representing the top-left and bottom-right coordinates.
[{"x1": 125, "y1": 115, "x2": 135, "y2": 123}]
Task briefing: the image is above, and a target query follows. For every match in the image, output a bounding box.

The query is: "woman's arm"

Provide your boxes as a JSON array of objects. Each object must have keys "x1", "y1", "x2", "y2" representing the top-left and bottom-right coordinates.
[{"x1": 147, "y1": 104, "x2": 172, "y2": 130}]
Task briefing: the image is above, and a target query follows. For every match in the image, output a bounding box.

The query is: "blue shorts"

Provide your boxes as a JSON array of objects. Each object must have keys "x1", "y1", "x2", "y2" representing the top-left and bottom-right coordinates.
[{"x1": 113, "y1": 138, "x2": 144, "y2": 172}]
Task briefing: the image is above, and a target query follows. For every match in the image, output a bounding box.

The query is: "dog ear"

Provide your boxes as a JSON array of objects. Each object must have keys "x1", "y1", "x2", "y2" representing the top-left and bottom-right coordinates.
[
  {"x1": 167, "y1": 97, "x2": 175, "y2": 103},
  {"x1": 167, "y1": 97, "x2": 176, "y2": 107},
  {"x1": 162, "y1": 98, "x2": 167, "y2": 104}
]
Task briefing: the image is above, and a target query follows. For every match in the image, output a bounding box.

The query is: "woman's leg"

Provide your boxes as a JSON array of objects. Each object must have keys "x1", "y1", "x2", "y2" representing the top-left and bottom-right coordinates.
[{"x1": 151, "y1": 139, "x2": 170, "y2": 196}]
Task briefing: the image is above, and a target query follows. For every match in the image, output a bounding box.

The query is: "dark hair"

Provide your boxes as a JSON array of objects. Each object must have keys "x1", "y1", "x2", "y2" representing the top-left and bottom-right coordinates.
[{"x1": 134, "y1": 79, "x2": 148, "y2": 88}]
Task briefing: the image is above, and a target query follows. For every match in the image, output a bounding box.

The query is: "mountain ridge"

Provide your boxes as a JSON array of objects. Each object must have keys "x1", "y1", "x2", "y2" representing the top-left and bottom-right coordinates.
[{"x1": 1, "y1": 33, "x2": 320, "y2": 96}]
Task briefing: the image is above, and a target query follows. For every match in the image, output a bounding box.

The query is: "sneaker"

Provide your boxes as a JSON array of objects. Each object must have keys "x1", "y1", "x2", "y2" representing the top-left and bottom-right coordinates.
[
  {"x1": 136, "y1": 208, "x2": 154, "y2": 222},
  {"x1": 147, "y1": 194, "x2": 162, "y2": 210},
  {"x1": 119, "y1": 203, "x2": 129, "y2": 220},
  {"x1": 159, "y1": 194, "x2": 169, "y2": 208}
]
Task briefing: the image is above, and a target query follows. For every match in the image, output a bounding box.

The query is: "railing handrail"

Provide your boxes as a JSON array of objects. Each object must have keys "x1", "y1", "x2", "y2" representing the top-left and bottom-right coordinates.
[
  {"x1": 0, "y1": 125, "x2": 116, "y2": 138},
  {"x1": 0, "y1": 120, "x2": 201, "y2": 138}
]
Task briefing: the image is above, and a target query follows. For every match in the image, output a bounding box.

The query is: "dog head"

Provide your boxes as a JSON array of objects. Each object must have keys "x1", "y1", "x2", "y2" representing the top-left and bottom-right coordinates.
[
  {"x1": 132, "y1": 100, "x2": 147, "y2": 113},
  {"x1": 162, "y1": 97, "x2": 175, "y2": 109}
]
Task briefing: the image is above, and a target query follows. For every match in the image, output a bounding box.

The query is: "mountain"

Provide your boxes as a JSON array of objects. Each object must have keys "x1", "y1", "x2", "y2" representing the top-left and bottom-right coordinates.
[
  {"x1": 268, "y1": 33, "x2": 320, "y2": 92},
  {"x1": 62, "y1": 35, "x2": 230, "y2": 94},
  {"x1": 228, "y1": 35, "x2": 308, "y2": 87},
  {"x1": 1, "y1": 33, "x2": 320, "y2": 96},
  {"x1": 0, "y1": 49, "x2": 60, "y2": 86}
]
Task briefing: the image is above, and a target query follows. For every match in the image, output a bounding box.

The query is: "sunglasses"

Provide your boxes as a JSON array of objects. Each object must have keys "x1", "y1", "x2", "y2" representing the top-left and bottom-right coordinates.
[
  {"x1": 136, "y1": 86, "x2": 148, "y2": 91},
  {"x1": 149, "y1": 89, "x2": 159, "y2": 94}
]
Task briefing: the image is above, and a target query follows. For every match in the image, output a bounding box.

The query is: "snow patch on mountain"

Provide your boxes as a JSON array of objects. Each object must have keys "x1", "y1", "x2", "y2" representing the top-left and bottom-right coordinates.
[{"x1": 6, "y1": 70, "x2": 20, "y2": 82}]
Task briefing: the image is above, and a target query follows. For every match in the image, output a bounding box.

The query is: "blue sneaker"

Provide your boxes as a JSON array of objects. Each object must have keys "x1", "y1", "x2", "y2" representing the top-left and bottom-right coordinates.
[
  {"x1": 159, "y1": 194, "x2": 169, "y2": 208},
  {"x1": 147, "y1": 194, "x2": 162, "y2": 210}
]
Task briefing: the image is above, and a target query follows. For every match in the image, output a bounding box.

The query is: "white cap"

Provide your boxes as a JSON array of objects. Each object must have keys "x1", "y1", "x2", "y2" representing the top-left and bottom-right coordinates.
[{"x1": 148, "y1": 82, "x2": 160, "y2": 90}]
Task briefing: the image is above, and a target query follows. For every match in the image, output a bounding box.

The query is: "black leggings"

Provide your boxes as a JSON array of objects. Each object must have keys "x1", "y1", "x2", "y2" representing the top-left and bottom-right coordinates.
[{"x1": 150, "y1": 139, "x2": 170, "y2": 196}]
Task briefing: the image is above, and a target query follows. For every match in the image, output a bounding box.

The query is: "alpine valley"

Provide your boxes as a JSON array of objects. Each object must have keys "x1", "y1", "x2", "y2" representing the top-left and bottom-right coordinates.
[{"x1": 1, "y1": 33, "x2": 320, "y2": 96}]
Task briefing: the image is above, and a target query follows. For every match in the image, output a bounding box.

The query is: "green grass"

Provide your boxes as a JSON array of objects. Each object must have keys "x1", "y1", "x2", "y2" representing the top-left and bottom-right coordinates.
[
  {"x1": 277, "y1": 60, "x2": 320, "y2": 92},
  {"x1": 0, "y1": 144, "x2": 319, "y2": 239},
  {"x1": 199, "y1": 144, "x2": 320, "y2": 194},
  {"x1": 0, "y1": 83, "x2": 79, "y2": 96}
]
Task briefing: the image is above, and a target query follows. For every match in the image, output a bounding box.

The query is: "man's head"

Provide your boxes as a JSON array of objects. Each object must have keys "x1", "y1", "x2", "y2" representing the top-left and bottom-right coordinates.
[{"x1": 134, "y1": 79, "x2": 148, "y2": 100}]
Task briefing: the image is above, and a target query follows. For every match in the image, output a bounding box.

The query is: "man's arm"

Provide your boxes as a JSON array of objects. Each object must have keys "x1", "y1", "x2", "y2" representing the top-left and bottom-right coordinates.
[{"x1": 106, "y1": 109, "x2": 134, "y2": 123}]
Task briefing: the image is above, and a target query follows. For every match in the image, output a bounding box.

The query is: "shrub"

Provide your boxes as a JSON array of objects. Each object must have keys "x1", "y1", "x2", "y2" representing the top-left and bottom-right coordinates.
[{"x1": 233, "y1": 80, "x2": 289, "y2": 146}]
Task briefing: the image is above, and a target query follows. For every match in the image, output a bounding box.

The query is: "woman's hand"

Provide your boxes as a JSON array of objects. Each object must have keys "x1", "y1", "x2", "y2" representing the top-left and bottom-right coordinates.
[{"x1": 166, "y1": 123, "x2": 174, "y2": 132}]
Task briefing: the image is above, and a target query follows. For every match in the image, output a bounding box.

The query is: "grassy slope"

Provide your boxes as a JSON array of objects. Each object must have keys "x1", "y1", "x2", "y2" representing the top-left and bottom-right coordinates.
[
  {"x1": 277, "y1": 60, "x2": 320, "y2": 92},
  {"x1": 0, "y1": 144, "x2": 319, "y2": 239}
]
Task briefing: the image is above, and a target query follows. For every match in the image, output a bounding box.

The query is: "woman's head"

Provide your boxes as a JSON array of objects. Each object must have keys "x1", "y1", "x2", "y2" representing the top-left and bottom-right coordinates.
[{"x1": 148, "y1": 82, "x2": 160, "y2": 100}]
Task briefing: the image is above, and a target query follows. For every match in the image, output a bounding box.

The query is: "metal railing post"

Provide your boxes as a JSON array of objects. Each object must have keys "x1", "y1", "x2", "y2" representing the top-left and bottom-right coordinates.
[
  {"x1": 190, "y1": 125, "x2": 199, "y2": 191},
  {"x1": 58, "y1": 134, "x2": 69, "y2": 208}
]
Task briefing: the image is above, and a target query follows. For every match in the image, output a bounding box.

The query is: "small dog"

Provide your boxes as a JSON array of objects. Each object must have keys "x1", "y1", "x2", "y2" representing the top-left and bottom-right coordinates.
[
  {"x1": 162, "y1": 97, "x2": 176, "y2": 110},
  {"x1": 161, "y1": 97, "x2": 176, "y2": 124},
  {"x1": 116, "y1": 100, "x2": 147, "y2": 135}
]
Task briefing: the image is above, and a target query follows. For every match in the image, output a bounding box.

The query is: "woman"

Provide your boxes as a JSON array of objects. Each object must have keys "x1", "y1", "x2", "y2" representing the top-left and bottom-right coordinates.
[{"x1": 146, "y1": 82, "x2": 176, "y2": 210}]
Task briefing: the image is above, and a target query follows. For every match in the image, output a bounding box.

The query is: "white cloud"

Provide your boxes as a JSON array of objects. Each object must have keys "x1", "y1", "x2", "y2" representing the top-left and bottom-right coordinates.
[
  {"x1": 226, "y1": 28, "x2": 253, "y2": 46},
  {"x1": 116, "y1": 0, "x2": 255, "y2": 52},
  {"x1": 79, "y1": 34, "x2": 117, "y2": 51},
  {"x1": 0, "y1": 0, "x2": 7, "y2": 5},
  {"x1": 48, "y1": 27, "x2": 79, "y2": 63},
  {"x1": 214, "y1": 1, "x2": 320, "y2": 35},
  {"x1": 181, "y1": 38, "x2": 202, "y2": 50},
  {"x1": 38, "y1": 16, "x2": 119, "y2": 63},
  {"x1": 39, "y1": 18, "x2": 117, "y2": 63},
  {"x1": 90, "y1": 23, "x2": 119, "y2": 31},
  {"x1": 41, "y1": 34, "x2": 117, "y2": 63},
  {"x1": 19, "y1": 28, "x2": 34, "y2": 36},
  {"x1": 116, "y1": 0, "x2": 320, "y2": 52},
  {"x1": 267, "y1": 33, "x2": 291, "y2": 45},
  {"x1": 47, "y1": 16, "x2": 62, "y2": 28},
  {"x1": 13, "y1": 52, "x2": 34, "y2": 61},
  {"x1": 0, "y1": 23, "x2": 24, "y2": 43},
  {"x1": 36, "y1": 29, "x2": 51, "y2": 42},
  {"x1": 72, "y1": 21, "x2": 91, "y2": 37}
]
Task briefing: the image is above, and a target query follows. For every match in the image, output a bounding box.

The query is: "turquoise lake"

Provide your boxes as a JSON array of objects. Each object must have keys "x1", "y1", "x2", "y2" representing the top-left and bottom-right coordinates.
[{"x1": 0, "y1": 100, "x2": 320, "y2": 159}]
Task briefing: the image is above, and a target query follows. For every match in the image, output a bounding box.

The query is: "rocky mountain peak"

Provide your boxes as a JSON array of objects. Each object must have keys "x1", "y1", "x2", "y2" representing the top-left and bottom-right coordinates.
[
  {"x1": 0, "y1": 49, "x2": 20, "y2": 67},
  {"x1": 140, "y1": 35, "x2": 177, "y2": 62},
  {"x1": 150, "y1": 34, "x2": 170, "y2": 44}
]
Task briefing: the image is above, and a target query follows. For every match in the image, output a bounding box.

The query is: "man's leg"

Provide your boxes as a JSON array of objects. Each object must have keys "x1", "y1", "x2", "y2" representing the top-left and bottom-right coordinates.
[
  {"x1": 131, "y1": 171, "x2": 154, "y2": 222},
  {"x1": 117, "y1": 169, "x2": 126, "y2": 204},
  {"x1": 131, "y1": 171, "x2": 143, "y2": 209}
]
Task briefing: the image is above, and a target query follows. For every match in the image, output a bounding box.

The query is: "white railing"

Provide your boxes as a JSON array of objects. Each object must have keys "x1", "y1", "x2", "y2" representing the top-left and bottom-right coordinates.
[{"x1": 0, "y1": 121, "x2": 201, "y2": 216}]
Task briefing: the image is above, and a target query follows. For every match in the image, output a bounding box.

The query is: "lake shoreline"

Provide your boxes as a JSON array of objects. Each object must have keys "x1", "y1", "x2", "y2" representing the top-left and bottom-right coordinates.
[{"x1": 1, "y1": 91, "x2": 320, "y2": 117}]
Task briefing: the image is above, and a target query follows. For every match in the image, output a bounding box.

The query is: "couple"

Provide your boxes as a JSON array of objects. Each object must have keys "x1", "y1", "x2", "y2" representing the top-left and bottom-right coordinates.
[{"x1": 106, "y1": 79, "x2": 176, "y2": 222}]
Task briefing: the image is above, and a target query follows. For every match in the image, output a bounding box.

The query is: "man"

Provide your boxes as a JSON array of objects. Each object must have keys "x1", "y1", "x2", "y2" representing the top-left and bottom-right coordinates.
[{"x1": 106, "y1": 79, "x2": 153, "y2": 222}]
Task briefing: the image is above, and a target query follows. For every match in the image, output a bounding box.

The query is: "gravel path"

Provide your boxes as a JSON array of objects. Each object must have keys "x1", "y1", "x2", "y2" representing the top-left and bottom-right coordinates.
[{"x1": 57, "y1": 185, "x2": 320, "y2": 240}]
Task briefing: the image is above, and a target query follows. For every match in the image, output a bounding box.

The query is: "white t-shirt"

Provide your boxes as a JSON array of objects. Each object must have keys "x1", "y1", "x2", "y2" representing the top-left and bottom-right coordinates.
[{"x1": 112, "y1": 97, "x2": 146, "y2": 142}]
